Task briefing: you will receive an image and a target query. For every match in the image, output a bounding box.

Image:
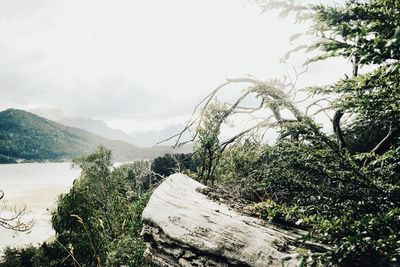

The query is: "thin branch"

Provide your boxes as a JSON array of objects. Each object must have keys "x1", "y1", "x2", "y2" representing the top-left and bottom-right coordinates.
[
  {"x1": 0, "y1": 194, "x2": 34, "y2": 232},
  {"x1": 310, "y1": 106, "x2": 333, "y2": 120},
  {"x1": 370, "y1": 126, "x2": 394, "y2": 154},
  {"x1": 220, "y1": 120, "x2": 275, "y2": 152},
  {"x1": 155, "y1": 120, "x2": 197, "y2": 146},
  {"x1": 56, "y1": 239, "x2": 82, "y2": 267},
  {"x1": 333, "y1": 110, "x2": 346, "y2": 149},
  {"x1": 305, "y1": 97, "x2": 332, "y2": 115},
  {"x1": 169, "y1": 81, "x2": 232, "y2": 147}
]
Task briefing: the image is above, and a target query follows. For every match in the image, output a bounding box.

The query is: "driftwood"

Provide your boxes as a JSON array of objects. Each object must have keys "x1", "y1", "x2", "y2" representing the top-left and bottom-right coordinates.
[{"x1": 141, "y1": 174, "x2": 329, "y2": 266}]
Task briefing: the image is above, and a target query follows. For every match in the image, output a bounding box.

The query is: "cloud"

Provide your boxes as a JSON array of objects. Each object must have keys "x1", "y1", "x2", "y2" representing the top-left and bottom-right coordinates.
[
  {"x1": 64, "y1": 78, "x2": 163, "y2": 119},
  {"x1": 0, "y1": 0, "x2": 348, "y2": 131}
]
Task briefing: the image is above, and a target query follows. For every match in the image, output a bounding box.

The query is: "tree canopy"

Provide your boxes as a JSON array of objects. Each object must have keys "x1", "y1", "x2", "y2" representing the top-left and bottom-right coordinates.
[{"x1": 171, "y1": 0, "x2": 400, "y2": 265}]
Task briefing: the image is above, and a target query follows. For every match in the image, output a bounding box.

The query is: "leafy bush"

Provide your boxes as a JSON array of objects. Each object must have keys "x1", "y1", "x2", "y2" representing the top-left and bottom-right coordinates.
[
  {"x1": 51, "y1": 147, "x2": 149, "y2": 266},
  {"x1": 151, "y1": 153, "x2": 201, "y2": 178},
  {"x1": 0, "y1": 147, "x2": 151, "y2": 267},
  {"x1": 185, "y1": 0, "x2": 400, "y2": 265}
]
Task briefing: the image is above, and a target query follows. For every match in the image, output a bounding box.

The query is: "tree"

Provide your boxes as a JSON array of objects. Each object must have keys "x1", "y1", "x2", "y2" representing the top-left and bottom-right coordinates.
[
  {"x1": 172, "y1": 0, "x2": 400, "y2": 265},
  {"x1": 51, "y1": 147, "x2": 148, "y2": 267},
  {"x1": 151, "y1": 153, "x2": 200, "y2": 178},
  {"x1": 0, "y1": 189, "x2": 33, "y2": 232},
  {"x1": 309, "y1": 0, "x2": 400, "y2": 157}
]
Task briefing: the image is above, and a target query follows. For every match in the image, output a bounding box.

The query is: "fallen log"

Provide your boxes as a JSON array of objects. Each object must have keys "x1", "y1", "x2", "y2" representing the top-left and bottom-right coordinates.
[{"x1": 141, "y1": 173, "x2": 328, "y2": 267}]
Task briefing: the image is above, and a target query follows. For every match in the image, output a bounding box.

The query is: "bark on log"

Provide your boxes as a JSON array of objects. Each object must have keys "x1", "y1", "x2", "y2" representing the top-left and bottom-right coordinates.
[{"x1": 141, "y1": 174, "x2": 327, "y2": 267}]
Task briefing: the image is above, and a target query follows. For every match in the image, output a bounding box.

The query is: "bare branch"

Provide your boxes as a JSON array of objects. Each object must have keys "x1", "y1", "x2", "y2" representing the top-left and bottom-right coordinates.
[
  {"x1": 0, "y1": 191, "x2": 34, "y2": 232},
  {"x1": 159, "y1": 75, "x2": 314, "y2": 156},
  {"x1": 371, "y1": 126, "x2": 395, "y2": 155},
  {"x1": 168, "y1": 81, "x2": 232, "y2": 147},
  {"x1": 220, "y1": 119, "x2": 276, "y2": 151},
  {"x1": 305, "y1": 97, "x2": 332, "y2": 116},
  {"x1": 310, "y1": 106, "x2": 333, "y2": 120},
  {"x1": 155, "y1": 119, "x2": 197, "y2": 147}
]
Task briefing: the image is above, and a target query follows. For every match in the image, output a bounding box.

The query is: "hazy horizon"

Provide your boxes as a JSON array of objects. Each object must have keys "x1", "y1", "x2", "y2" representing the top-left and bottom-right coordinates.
[{"x1": 0, "y1": 0, "x2": 348, "y2": 132}]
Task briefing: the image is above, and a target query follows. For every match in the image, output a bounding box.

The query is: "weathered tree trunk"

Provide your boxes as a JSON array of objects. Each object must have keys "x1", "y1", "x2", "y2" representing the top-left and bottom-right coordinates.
[{"x1": 141, "y1": 174, "x2": 329, "y2": 266}]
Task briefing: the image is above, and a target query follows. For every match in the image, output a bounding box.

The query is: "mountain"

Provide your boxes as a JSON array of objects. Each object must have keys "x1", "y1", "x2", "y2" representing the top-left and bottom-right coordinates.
[
  {"x1": 56, "y1": 118, "x2": 193, "y2": 153},
  {"x1": 58, "y1": 117, "x2": 133, "y2": 142},
  {"x1": 28, "y1": 108, "x2": 133, "y2": 143},
  {"x1": 0, "y1": 109, "x2": 187, "y2": 163},
  {"x1": 28, "y1": 107, "x2": 193, "y2": 148},
  {"x1": 58, "y1": 119, "x2": 193, "y2": 148},
  {"x1": 129, "y1": 124, "x2": 194, "y2": 147},
  {"x1": 28, "y1": 107, "x2": 65, "y2": 122}
]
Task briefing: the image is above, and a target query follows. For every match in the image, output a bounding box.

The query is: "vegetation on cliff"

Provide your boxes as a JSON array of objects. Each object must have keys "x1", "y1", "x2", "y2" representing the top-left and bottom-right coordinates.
[
  {"x1": 1, "y1": 0, "x2": 399, "y2": 266},
  {"x1": 176, "y1": 0, "x2": 400, "y2": 265}
]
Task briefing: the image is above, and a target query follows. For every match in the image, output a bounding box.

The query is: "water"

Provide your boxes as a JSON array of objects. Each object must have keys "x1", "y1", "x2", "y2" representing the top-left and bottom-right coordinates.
[{"x1": 0, "y1": 163, "x2": 81, "y2": 249}]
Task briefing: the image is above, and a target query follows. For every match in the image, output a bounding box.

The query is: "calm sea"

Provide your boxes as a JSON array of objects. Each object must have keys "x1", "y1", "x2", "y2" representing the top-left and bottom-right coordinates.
[{"x1": 0, "y1": 163, "x2": 81, "y2": 250}]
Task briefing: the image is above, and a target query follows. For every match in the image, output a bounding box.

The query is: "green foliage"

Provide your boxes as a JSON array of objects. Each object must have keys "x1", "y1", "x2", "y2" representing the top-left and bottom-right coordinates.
[
  {"x1": 196, "y1": 101, "x2": 228, "y2": 184},
  {"x1": 151, "y1": 153, "x2": 200, "y2": 177},
  {"x1": 0, "y1": 243, "x2": 67, "y2": 267},
  {"x1": 0, "y1": 147, "x2": 176, "y2": 266},
  {"x1": 1, "y1": 148, "x2": 201, "y2": 266},
  {"x1": 51, "y1": 147, "x2": 149, "y2": 266},
  {"x1": 2, "y1": 1, "x2": 399, "y2": 266},
  {"x1": 191, "y1": 1, "x2": 400, "y2": 265},
  {"x1": 213, "y1": 133, "x2": 400, "y2": 264},
  {"x1": 0, "y1": 246, "x2": 36, "y2": 267},
  {"x1": 114, "y1": 160, "x2": 154, "y2": 192},
  {"x1": 311, "y1": 0, "x2": 400, "y2": 65},
  {"x1": 212, "y1": 142, "x2": 266, "y2": 200},
  {"x1": 309, "y1": 0, "x2": 400, "y2": 158},
  {"x1": 313, "y1": 64, "x2": 400, "y2": 156}
]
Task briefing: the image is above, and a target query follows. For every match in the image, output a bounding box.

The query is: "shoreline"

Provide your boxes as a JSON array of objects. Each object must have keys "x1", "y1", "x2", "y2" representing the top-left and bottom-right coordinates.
[{"x1": 0, "y1": 163, "x2": 80, "y2": 250}]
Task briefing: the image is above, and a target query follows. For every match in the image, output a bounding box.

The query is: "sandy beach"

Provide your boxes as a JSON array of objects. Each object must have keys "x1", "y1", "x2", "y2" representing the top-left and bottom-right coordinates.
[{"x1": 0, "y1": 163, "x2": 80, "y2": 249}]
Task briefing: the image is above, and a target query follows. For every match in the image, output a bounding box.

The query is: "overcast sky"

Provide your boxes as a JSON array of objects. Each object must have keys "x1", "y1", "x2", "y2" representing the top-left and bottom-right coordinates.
[{"x1": 0, "y1": 0, "x2": 348, "y2": 132}]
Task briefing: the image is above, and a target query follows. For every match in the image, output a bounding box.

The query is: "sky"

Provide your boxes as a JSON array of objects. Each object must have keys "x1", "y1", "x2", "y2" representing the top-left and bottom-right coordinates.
[{"x1": 0, "y1": 0, "x2": 349, "y2": 132}]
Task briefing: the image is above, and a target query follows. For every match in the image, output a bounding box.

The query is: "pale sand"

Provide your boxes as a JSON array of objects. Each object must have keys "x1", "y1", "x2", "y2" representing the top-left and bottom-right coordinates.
[
  {"x1": 0, "y1": 163, "x2": 79, "y2": 250},
  {"x1": 0, "y1": 184, "x2": 72, "y2": 249}
]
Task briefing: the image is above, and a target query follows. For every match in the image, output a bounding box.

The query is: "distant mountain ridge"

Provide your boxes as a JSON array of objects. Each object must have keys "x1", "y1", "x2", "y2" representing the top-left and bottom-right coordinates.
[
  {"x1": 0, "y1": 109, "x2": 190, "y2": 163},
  {"x1": 59, "y1": 117, "x2": 132, "y2": 142},
  {"x1": 28, "y1": 107, "x2": 193, "y2": 147},
  {"x1": 128, "y1": 124, "x2": 194, "y2": 147}
]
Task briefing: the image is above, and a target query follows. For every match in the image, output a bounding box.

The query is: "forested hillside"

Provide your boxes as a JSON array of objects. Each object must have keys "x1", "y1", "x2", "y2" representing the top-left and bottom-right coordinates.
[{"x1": 0, "y1": 109, "x2": 186, "y2": 163}]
